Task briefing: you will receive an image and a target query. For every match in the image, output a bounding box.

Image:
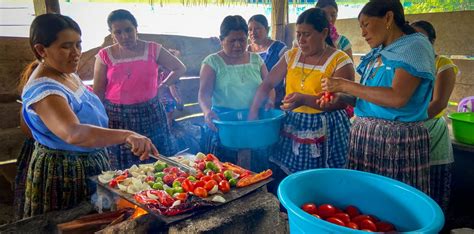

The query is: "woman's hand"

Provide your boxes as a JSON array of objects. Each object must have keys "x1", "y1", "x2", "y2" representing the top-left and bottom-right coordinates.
[
  {"x1": 280, "y1": 92, "x2": 306, "y2": 111},
  {"x1": 125, "y1": 133, "x2": 159, "y2": 161},
  {"x1": 204, "y1": 110, "x2": 219, "y2": 132},
  {"x1": 316, "y1": 92, "x2": 340, "y2": 110},
  {"x1": 321, "y1": 76, "x2": 347, "y2": 93}
]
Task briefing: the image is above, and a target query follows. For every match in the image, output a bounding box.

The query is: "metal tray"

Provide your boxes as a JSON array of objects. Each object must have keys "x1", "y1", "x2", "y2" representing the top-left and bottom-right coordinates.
[{"x1": 88, "y1": 157, "x2": 273, "y2": 224}]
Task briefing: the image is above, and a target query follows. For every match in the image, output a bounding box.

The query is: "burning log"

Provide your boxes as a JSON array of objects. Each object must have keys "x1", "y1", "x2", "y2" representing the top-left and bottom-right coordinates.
[{"x1": 56, "y1": 208, "x2": 133, "y2": 234}]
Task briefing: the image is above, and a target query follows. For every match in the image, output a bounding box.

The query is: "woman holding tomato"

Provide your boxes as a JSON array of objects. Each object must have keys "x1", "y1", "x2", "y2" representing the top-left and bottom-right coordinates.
[
  {"x1": 249, "y1": 8, "x2": 354, "y2": 182},
  {"x1": 321, "y1": 0, "x2": 435, "y2": 194}
]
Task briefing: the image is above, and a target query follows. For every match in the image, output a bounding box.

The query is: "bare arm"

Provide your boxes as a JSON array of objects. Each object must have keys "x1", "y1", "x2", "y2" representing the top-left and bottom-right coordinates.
[
  {"x1": 261, "y1": 63, "x2": 276, "y2": 108},
  {"x1": 249, "y1": 57, "x2": 287, "y2": 118},
  {"x1": 157, "y1": 48, "x2": 186, "y2": 86},
  {"x1": 198, "y1": 64, "x2": 219, "y2": 130},
  {"x1": 92, "y1": 58, "x2": 108, "y2": 101},
  {"x1": 333, "y1": 68, "x2": 422, "y2": 108},
  {"x1": 33, "y1": 95, "x2": 158, "y2": 158},
  {"x1": 428, "y1": 67, "x2": 456, "y2": 118},
  {"x1": 344, "y1": 48, "x2": 353, "y2": 61}
]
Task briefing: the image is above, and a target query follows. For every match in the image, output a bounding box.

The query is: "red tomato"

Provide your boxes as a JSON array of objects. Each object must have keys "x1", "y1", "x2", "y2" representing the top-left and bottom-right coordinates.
[
  {"x1": 193, "y1": 187, "x2": 208, "y2": 198},
  {"x1": 204, "y1": 180, "x2": 218, "y2": 191},
  {"x1": 359, "y1": 219, "x2": 377, "y2": 232},
  {"x1": 326, "y1": 217, "x2": 345, "y2": 226},
  {"x1": 200, "y1": 175, "x2": 213, "y2": 182},
  {"x1": 169, "y1": 167, "x2": 180, "y2": 174},
  {"x1": 193, "y1": 180, "x2": 205, "y2": 188},
  {"x1": 318, "y1": 204, "x2": 336, "y2": 218},
  {"x1": 312, "y1": 214, "x2": 321, "y2": 219},
  {"x1": 334, "y1": 207, "x2": 343, "y2": 214},
  {"x1": 144, "y1": 176, "x2": 155, "y2": 182},
  {"x1": 332, "y1": 213, "x2": 350, "y2": 224},
  {"x1": 174, "y1": 192, "x2": 188, "y2": 201},
  {"x1": 352, "y1": 215, "x2": 374, "y2": 225},
  {"x1": 301, "y1": 203, "x2": 318, "y2": 214},
  {"x1": 178, "y1": 172, "x2": 189, "y2": 178},
  {"x1": 376, "y1": 221, "x2": 396, "y2": 232},
  {"x1": 197, "y1": 162, "x2": 206, "y2": 171},
  {"x1": 346, "y1": 222, "x2": 359, "y2": 229},
  {"x1": 218, "y1": 180, "x2": 230, "y2": 193},
  {"x1": 174, "y1": 177, "x2": 186, "y2": 184},
  {"x1": 182, "y1": 179, "x2": 194, "y2": 192},
  {"x1": 345, "y1": 205, "x2": 360, "y2": 218},
  {"x1": 360, "y1": 229, "x2": 373, "y2": 232},
  {"x1": 163, "y1": 174, "x2": 176, "y2": 185},
  {"x1": 212, "y1": 174, "x2": 223, "y2": 183},
  {"x1": 195, "y1": 171, "x2": 204, "y2": 179},
  {"x1": 216, "y1": 173, "x2": 225, "y2": 180},
  {"x1": 109, "y1": 179, "x2": 118, "y2": 188},
  {"x1": 206, "y1": 170, "x2": 215, "y2": 176}
]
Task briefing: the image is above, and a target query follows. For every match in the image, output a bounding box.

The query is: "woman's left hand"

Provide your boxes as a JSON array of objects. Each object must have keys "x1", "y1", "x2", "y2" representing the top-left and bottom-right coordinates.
[{"x1": 321, "y1": 76, "x2": 346, "y2": 93}]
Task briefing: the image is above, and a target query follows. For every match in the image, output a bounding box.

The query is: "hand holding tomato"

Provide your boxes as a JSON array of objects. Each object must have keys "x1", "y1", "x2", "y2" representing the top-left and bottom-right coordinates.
[{"x1": 321, "y1": 76, "x2": 346, "y2": 93}]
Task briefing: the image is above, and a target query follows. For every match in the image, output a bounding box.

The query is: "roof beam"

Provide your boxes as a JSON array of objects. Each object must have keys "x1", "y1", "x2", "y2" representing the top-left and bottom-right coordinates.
[{"x1": 33, "y1": 0, "x2": 60, "y2": 15}]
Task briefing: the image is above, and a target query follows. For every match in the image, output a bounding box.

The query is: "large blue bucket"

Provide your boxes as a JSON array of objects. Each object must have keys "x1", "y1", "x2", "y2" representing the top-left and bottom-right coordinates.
[
  {"x1": 278, "y1": 169, "x2": 444, "y2": 233},
  {"x1": 213, "y1": 109, "x2": 285, "y2": 149}
]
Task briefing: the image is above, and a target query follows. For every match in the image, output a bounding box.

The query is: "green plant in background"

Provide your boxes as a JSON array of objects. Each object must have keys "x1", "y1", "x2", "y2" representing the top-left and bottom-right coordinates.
[{"x1": 403, "y1": 0, "x2": 473, "y2": 14}]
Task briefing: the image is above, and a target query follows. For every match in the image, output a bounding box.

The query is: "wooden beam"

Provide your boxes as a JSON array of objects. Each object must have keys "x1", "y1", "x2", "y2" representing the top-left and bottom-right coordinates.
[
  {"x1": 270, "y1": 0, "x2": 288, "y2": 41},
  {"x1": 33, "y1": 0, "x2": 60, "y2": 16}
]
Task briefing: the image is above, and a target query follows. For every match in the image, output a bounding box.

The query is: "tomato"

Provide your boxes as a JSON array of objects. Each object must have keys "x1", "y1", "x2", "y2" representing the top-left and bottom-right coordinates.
[
  {"x1": 345, "y1": 205, "x2": 360, "y2": 218},
  {"x1": 346, "y1": 222, "x2": 359, "y2": 229},
  {"x1": 212, "y1": 174, "x2": 223, "y2": 183},
  {"x1": 352, "y1": 215, "x2": 374, "y2": 225},
  {"x1": 109, "y1": 179, "x2": 118, "y2": 188},
  {"x1": 182, "y1": 179, "x2": 194, "y2": 193},
  {"x1": 174, "y1": 177, "x2": 186, "y2": 184},
  {"x1": 193, "y1": 187, "x2": 208, "y2": 198},
  {"x1": 301, "y1": 203, "x2": 318, "y2": 215},
  {"x1": 144, "y1": 175, "x2": 155, "y2": 183},
  {"x1": 312, "y1": 214, "x2": 321, "y2": 219},
  {"x1": 197, "y1": 162, "x2": 206, "y2": 171},
  {"x1": 173, "y1": 192, "x2": 188, "y2": 201},
  {"x1": 204, "y1": 180, "x2": 218, "y2": 192},
  {"x1": 376, "y1": 221, "x2": 395, "y2": 232},
  {"x1": 359, "y1": 219, "x2": 377, "y2": 232},
  {"x1": 200, "y1": 175, "x2": 213, "y2": 182},
  {"x1": 360, "y1": 229, "x2": 373, "y2": 232},
  {"x1": 169, "y1": 167, "x2": 180, "y2": 174},
  {"x1": 318, "y1": 204, "x2": 336, "y2": 218},
  {"x1": 163, "y1": 174, "x2": 176, "y2": 185},
  {"x1": 195, "y1": 171, "x2": 204, "y2": 179},
  {"x1": 326, "y1": 217, "x2": 345, "y2": 226},
  {"x1": 193, "y1": 180, "x2": 205, "y2": 189},
  {"x1": 332, "y1": 213, "x2": 350, "y2": 224},
  {"x1": 205, "y1": 170, "x2": 215, "y2": 177},
  {"x1": 218, "y1": 180, "x2": 230, "y2": 193}
]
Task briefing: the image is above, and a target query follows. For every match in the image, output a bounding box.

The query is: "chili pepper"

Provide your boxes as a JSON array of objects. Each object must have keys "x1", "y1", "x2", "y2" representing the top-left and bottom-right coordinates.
[
  {"x1": 236, "y1": 169, "x2": 273, "y2": 187},
  {"x1": 222, "y1": 162, "x2": 251, "y2": 177}
]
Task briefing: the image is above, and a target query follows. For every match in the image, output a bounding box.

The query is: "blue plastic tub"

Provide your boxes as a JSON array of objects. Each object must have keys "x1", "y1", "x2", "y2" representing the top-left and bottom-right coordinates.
[
  {"x1": 278, "y1": 169, "x2": 444, "y2": 234},
  {"x1": 213, "y1": 109, "x2": 285, "y2": 149}
]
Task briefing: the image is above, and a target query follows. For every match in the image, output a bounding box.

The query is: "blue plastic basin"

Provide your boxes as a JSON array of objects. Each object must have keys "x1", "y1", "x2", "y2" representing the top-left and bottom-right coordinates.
[
  {"x1": 278, "y1": 169, "x2": 444, "y2": 234},
  {"x1": 213, "y1": 109, "x2": 285, "y2": 149}
]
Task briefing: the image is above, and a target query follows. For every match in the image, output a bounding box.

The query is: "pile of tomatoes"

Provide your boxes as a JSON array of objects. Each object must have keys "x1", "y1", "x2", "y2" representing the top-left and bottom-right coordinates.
[{"x1": 301, "y1": 203, "x2": 396, "y2": 232}]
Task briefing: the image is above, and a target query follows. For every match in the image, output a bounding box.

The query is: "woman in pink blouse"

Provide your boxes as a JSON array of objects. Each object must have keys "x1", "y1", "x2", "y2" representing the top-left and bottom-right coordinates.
[{"x1": 93, "y1": 9, "x2": 186, "y2": 169}]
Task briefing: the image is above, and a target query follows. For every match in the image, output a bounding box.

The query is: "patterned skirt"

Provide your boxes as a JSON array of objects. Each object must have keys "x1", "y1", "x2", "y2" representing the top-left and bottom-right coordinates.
[
  {"x1": 14, "y1": 138, "x2": 35, "y2": 220},
  {"x1": 430, "y1": 163, "x2": 453, "y2": 212},
  {"x1": 271, "y1": 110, "x2": 351, "y2": 174},
  {"x1": 348, "y1": 117, "x2": 430, "y2": 194},
  {"x1": 104, "y1": 96, "x2": 177, "y2": 170},
  {"x1": 23, "y1": 143, "x2": 110, "y2": 218}
]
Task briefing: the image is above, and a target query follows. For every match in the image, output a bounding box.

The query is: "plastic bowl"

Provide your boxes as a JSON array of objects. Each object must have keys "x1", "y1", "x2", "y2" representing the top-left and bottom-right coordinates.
[
  {"x1": 448, "y1": 112, "x2": 474, "y2": 145},
  {"x1": 213, "y1": 109, "x2": 285, "y2": 149},
  {"x1": 278, "y1": 169, "x2": 444, "y2": 234}
]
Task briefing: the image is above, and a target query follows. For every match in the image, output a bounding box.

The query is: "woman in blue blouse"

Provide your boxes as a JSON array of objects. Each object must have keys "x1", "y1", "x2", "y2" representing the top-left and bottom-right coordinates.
[
  {"x1": 17, "y1": 14, "x2": 158, "y2": 218},
  {"x1": 322, "y1": 0, "x2": 435, "y2": 194},
  {"x1": 247, "y1": 14, "x2": 287, "y2": 107}
]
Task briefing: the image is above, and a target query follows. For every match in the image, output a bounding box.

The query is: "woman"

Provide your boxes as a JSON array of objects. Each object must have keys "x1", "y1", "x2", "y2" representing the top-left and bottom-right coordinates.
[
  {"x1": 19, "y1": 13, "x2": 158, "y2": 218},
  {"x1": 93, "y1": 9, "x2": 186, "y2": 170},
  {"x1": 198, "y1": 15, "x2": 269, "y2": 168},
  {"x1": 412, "y1": 20, "x2": 457, "y2": 211},
  {"x1": 248, "y1": 14, "x2": 287, "y2": 107},
  {"x1": 322, "y1": 0, "x2": 435, "y2": 194},
  {"x1": 316, "y1": 0, "x2": 353, "y2": 59},
  {"x1": 249, "y1": 8, "x2": 354, "y2": 179}
]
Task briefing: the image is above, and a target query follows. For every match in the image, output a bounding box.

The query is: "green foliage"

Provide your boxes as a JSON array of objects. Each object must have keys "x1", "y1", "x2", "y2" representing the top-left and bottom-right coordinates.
[{"x1": 403, "y1": 0, "x2": 473, "y2": 14}]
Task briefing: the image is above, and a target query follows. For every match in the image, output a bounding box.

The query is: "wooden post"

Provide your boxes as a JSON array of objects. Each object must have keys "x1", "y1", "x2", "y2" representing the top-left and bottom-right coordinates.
[
  {"x1": 33, "y1": 0, "x2": 60, "y2": 15},
  {"x1": 270, "y1": 0, "x2": 288, "y2": 41}
]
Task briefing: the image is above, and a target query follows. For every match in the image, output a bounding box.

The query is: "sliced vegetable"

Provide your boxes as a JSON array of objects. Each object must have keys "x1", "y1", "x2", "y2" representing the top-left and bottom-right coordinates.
[{"x1": 236, "y1": 169, "x2": 272, "y2": 187}]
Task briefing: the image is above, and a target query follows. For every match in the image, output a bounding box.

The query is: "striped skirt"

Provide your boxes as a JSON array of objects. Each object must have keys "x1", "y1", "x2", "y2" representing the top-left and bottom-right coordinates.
[
  {"x1": 14, "y1": 138, "x2": 35, "y2": 220},
  {"x1": 430, "y1": 163, "x2": 452, "y2": 212},
  {"x1": 348, "y1": 117, "x2": 430, "y2": 194},
  {"x1": 271, "y1": 110, "x2": 351, "y2": 174},
  {"x1": 105, "y1": 96, "x2": 177, "y2": 170},
  {"x1": 23, "y1": 143, "x2": 110, "y2": 218}
]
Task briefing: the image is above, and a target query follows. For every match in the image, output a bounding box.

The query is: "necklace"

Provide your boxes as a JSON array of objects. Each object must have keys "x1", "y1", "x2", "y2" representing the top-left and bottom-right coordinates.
[
  {"x1": 117, "y1": 42, "x2": 139, "y2": 79},
  {"x1": 300, "y1": 47, "x2": 327, "y2": 90}
]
